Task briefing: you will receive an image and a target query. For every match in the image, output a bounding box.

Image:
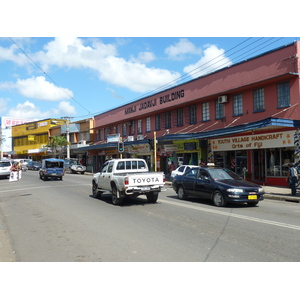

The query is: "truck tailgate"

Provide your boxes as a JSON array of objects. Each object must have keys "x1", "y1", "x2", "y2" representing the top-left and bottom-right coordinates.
[{"x1": 127, "y1": 172, "x2": 164, "y2": 186}]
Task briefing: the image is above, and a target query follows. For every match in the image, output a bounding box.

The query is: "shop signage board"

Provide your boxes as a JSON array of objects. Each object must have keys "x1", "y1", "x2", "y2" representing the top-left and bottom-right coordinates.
[
  {"x1": 128, "y1": 144, "x2": 150, "y2": 153},
  {"x1": 211, "y1": 130, "x2": 296, "y2": 151}
]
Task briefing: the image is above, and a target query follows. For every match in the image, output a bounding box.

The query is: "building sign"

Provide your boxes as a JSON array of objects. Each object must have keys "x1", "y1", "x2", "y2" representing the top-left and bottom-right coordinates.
[
  {"x1": 1, "y1": 117, "x2": 34, "y2": 129},
  {"x1": 173, "y1": 139, "x2": 200, "y2": 152},
  {"x1": 211, "y1": 130, "x2": 296, "y2": 151},
  {"x1": 164, "y1": 145, "x2": 178, "y2": 152},
  {"x1": 107, "y1": 133, "x2": 120, "y2": 143},
  {"x1": 184, "y1": 142, "x2": 197, "y2": 151},
  {"x1": 61, "y1": 123, "x2": 80, "y2": 133},
  {"x1": 124, "y1": 89, "x2": 185, "y2": 115},
  {"x1": 128, "y1": 144, "x2": 150, "y2": 153}
]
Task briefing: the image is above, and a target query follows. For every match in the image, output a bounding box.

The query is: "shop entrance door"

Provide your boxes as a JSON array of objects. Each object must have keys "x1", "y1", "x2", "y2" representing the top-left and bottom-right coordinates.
[{"x1": 253, "y1": 149, "x2": 265, "y2": 182}]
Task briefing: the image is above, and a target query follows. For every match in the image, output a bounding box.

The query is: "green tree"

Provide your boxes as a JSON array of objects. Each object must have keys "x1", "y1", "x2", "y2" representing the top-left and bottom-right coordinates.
[{"x1": 46, "y1": 136, "x2": 69, "y2": 158}]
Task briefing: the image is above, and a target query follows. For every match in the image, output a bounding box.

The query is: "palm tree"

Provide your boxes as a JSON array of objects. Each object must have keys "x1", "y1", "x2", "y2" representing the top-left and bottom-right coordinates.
[{"x1": 46, "y1": 136, "x2": 69, "y2": 158}]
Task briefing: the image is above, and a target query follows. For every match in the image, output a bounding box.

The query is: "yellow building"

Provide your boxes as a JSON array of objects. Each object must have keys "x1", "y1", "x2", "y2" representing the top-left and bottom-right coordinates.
[{"x1": 12, "y1": 118, "x2": 67, "y2": 160}]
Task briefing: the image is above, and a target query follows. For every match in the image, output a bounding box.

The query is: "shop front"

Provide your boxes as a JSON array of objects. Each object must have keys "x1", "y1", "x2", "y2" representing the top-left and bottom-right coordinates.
[
  {"x1": 156, "y1": 139, "x2": 206, "y2": 175},
  {"x1": 209, "y1": 129, "x2": 299, "y2": 187}
]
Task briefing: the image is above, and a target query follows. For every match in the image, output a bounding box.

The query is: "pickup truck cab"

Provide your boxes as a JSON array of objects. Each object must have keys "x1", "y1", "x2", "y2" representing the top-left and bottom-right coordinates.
[{"x1": 92, "y1": 158, "x2": 166, "y2": 205}]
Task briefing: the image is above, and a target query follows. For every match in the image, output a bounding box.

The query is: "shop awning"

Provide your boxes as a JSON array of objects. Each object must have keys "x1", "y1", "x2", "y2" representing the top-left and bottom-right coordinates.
[
  {"x1": 78, "y1": 139, "x2": 150, "y2": 152},
  {"x1": 157, "y1": 117, "x2": 300, "y2": 142}
]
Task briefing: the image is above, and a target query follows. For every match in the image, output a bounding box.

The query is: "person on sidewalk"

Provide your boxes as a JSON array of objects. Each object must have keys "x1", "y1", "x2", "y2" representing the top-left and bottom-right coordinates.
[{"x1": 286, "y1": 163, "x2": 298, "y2": 196}]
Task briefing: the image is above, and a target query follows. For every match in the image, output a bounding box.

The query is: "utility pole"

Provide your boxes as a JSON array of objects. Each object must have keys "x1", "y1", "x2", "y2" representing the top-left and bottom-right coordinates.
[
  {"x1": 154, "y1": 131, "x2": 157, "y2": 172},
  {"x1": 61, "y1": 117, "x2": 73, "y2": 159}
]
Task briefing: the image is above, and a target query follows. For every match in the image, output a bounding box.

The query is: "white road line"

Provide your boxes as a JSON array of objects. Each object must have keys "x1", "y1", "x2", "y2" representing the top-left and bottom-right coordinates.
[
  {"x1": 0, "y1": 184, "x2": 90, "y2": 194},
  {"x1": 161, "y1": 199, "x2": 300, "y2": 231}
]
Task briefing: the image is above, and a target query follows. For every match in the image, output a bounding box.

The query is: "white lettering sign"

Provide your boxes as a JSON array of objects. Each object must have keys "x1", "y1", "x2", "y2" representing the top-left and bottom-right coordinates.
[{"x1": 211, "y1": 130, "x2": 295, "y2": 151}]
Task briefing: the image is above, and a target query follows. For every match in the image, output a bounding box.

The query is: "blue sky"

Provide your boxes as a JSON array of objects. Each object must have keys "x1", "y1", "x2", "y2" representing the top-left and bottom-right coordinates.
[
  {"x1": 1, "y1": 37, "x2": 298, "y2": 122},
  {"x1": 1, "y1": 2, "x2": 298, "y2": 122}
]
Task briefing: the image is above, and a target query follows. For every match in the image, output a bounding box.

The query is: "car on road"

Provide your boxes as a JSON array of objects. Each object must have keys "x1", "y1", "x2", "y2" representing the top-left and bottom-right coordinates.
[
  {"x1": 27, "y1": 161, "x2": 42, "y2": 171},
  {"x1": 0, "y1": 160, "x2": 12, "y2": 178},
  {"x1": 39, "y1": 158, "x2": 64, "y2": 181},
  {"x1": 171, "y1": 164, "x2": 198, "y2": 180},
  {"x1": 172, "y1": 165, "x2": 264, "y2": 207}
]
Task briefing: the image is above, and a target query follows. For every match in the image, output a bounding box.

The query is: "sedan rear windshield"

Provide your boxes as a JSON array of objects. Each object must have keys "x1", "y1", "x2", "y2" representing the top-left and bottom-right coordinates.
[{"x1": 45, "y1": 161, "x2": 64, "y2": 168}]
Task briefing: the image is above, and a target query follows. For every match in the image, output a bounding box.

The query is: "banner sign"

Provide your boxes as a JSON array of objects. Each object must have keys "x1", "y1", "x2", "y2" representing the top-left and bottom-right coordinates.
[{"x1": 211, "y1": 130, "x2": 296, "y2": 151}]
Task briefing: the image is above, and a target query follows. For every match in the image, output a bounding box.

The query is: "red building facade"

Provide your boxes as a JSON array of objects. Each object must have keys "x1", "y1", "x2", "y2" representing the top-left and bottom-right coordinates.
[{"x1": 83, "y1": 41, "x2": 300, "y2": 187}]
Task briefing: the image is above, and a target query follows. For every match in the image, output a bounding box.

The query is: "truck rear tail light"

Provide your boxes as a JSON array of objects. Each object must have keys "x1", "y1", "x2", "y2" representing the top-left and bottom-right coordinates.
[
  {"x1": 163, "y1": 174, "x2": 166, "y2": 183},
  {"x1": 124, "y1": 176, "x2": 129, "y2": 186}
]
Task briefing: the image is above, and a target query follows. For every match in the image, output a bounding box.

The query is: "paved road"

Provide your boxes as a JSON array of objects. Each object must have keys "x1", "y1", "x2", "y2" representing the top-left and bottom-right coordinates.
[{"x1": 0, "y1": 171, "x2": 300, "y2": 262}]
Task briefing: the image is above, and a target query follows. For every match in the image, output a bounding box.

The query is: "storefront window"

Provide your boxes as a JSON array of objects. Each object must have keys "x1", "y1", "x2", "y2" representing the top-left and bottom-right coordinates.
[
  {"x1": 265, "y1": 148, "x2": 294, "y2": 177},
  {"x1": 214, "y1": 150, "x2": 247, "y2": 177}
]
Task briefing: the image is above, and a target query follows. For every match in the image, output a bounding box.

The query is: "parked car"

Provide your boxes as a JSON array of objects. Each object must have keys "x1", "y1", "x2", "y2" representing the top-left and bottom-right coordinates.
[
  {"x1": 0, "y1": 160, "x2": 12, "y2": 178},
  {"x1": 172, "y1": 166, "x2": 264, "y2": 207},
  {"x1": 171, "y1": 165, "x2": 198, "y2": 180},
  {"x1": 27, "y1": 161, "x2": 42, "y2": 171},
  {"x1": 64, "y1": 159, "x2": 86, "y2": 174}
]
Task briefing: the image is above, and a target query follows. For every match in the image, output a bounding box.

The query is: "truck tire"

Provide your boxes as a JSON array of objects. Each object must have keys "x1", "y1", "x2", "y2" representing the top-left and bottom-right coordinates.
[
  {"x1": 147, "y1": 192, "x2": 158, "y2": 203},
  {"x1": 92, "y1": 181, "x2": 102, "y2": 199},
  {"x1": 111, "y1": 185, "x2": 123, "y2": 205}
]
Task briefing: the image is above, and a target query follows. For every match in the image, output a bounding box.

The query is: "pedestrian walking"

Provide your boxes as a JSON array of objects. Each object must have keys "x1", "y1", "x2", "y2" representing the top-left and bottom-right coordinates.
[
  {"x1": 286, "y1": 163, "x2": 298, "y2": 196},
  {"x1": 169, "y1": 161, "x2": 175, "y2": 175},
  {"x1": 17, "y1": 160, "x2": 23, "y2": 179}
]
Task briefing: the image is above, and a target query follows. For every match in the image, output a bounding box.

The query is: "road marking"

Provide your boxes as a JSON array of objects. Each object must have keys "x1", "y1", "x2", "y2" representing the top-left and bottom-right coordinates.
[
  {"x1": 161, "y1": 199, "x2": 300, "y2": 231},
  {"x1": 0, "y1": 184, "x2": 90, "y2": 194}
]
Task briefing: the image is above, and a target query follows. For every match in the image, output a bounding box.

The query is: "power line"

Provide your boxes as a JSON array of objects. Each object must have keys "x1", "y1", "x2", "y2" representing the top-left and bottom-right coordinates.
[
  {"x1": 8, "y1": 37, "x2": 91, "y2": 114},
  {"x1": 77, "y1": 37, "x2": 290, "y2": 119}
]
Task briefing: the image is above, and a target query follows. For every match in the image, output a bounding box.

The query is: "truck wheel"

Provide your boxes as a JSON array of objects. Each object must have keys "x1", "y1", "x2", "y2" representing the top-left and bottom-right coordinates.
[
  {"x1": 147, "y1": 192, "x2": 158, "y2": 203},
  {"x1": 111, "y1": 185, "x2": 123, "y2": 205},
  {"x1": 92, "y1": 182, "x2": 101, "y2": 199}
]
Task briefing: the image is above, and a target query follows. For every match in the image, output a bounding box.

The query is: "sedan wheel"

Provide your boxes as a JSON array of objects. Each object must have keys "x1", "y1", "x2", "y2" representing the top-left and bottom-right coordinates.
[
  {"x1": 177, "y1": 185, "x2": 187, "y2": 200},
  {"x1": 213, "y1": 190, "x2": 226, "y2": 207}
]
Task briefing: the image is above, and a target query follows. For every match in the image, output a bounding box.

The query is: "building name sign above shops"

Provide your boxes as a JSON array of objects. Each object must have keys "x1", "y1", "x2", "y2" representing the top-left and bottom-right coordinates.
[
  {"x1": 211, "y1": 130, "x2": 296, "y2": 151},
  {"x1": 124, "y1": 89, "x2": 185, "y2": 115}
]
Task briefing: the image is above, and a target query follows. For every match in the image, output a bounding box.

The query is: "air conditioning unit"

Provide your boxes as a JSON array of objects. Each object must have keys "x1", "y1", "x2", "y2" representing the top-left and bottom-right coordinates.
[
  {"x1": 127, "y1": 136, "x2": 134, "y2": 141},
  {"x1": 137, "y1": 135, "x2": 144, "y2": 140},
  {"x1": 218, "y1": 95, "x2": 228, "y2": 104}
]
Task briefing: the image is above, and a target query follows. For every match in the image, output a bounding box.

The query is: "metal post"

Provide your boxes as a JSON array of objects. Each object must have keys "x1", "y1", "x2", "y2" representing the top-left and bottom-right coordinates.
[{"x1": 154, "y1": 131, "x2": 157, "y2": 172}]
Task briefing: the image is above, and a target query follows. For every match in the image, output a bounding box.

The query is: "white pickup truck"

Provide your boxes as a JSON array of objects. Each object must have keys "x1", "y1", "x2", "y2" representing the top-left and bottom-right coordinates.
[{"x1": 92, "y1": 158, "x2": 166, "y2": 205}]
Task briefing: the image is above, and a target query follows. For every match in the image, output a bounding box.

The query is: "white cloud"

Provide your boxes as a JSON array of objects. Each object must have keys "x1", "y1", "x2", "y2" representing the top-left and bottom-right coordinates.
[
  {"x1": 130, "y1": 51, "x2": 156, "y2": 64},
  {"x1": 0, "y1": 43, "x2": 28, "y2": 66},
  {"x1": 34, "y1": 38, "x2": 180, "y2": 93},
  {"x1": 15, "y1": 76, "x2": 73, "y2": 101},
  {"x1": 165, "y1": 38, "x2": 201, "y2": 60},
  {"x1": 99, "y1": 56, "x2": 180, "y2": 93},
  {"x1": 54, "y1": 101, "x2": 77, "y2": 115},
  {"x1": 183, "y1": 45, "x2": 232, "y2": 78},
  {"x1": 7, "y1": 100, "x2": 77, "y2": 119},
  {"x1": 2, "y1": 37, "x2": 181, "y2": 97}
]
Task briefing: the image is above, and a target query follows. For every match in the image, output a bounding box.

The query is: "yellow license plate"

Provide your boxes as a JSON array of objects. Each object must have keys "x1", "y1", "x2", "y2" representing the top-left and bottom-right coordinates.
[{"x1": 248, "y1": 195, "x2": 257, "y2": 200}]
